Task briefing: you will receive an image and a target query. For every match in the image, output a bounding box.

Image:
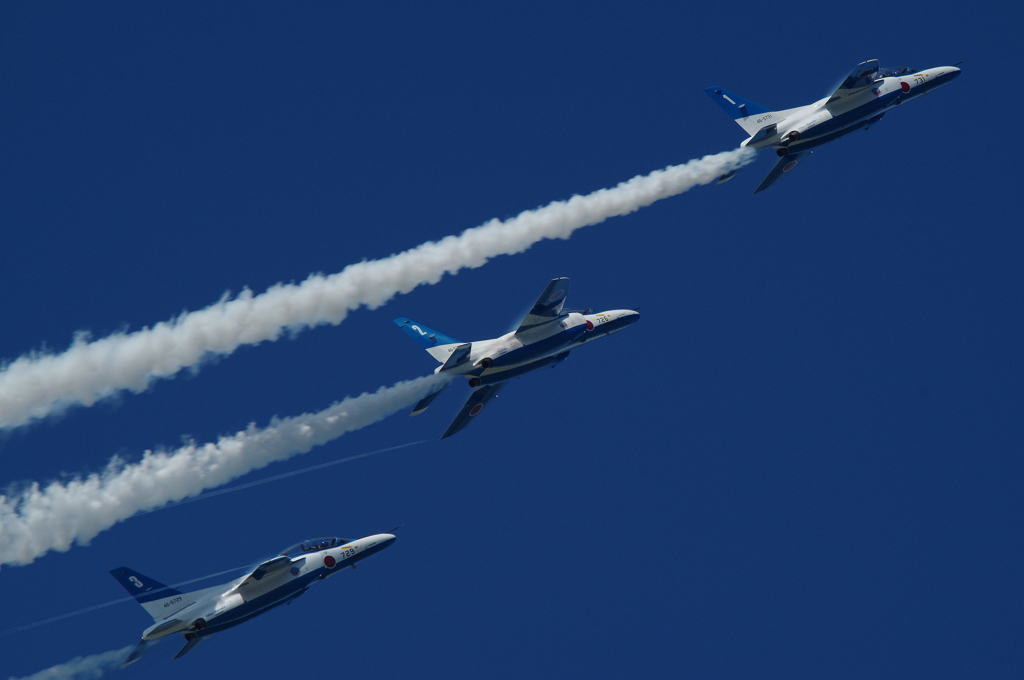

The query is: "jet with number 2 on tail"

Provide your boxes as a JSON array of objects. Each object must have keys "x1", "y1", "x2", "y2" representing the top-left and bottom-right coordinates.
[
  {"x1": 394, "y1": 277, "x2": 639, "y2": 439},
  {"x1": 111, "y1": 532, "x2": 397, "y2": 665},
  {"x1": 706, "y1": 59, "x2": 961, "y2": 192}
]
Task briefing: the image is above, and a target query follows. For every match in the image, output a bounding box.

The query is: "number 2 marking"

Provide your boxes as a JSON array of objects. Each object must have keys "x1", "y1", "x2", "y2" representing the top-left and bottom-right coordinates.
[{"x1": 412, "y1": 325, "x2": 427, "y2": 336}]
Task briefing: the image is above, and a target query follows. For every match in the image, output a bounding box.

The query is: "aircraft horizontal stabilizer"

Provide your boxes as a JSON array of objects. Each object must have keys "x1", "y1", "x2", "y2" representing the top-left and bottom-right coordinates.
[
  {"x1": 747, "y1": 123, "x2": 778, "y2": 146},
  {"x1": 716, "y1": 169, "x2": 740, "y2": 184},
  {"x1": 121, "y1": 639, "x2": 157, "y2": 667},
  {"x1": 440, "y1": 343, "x2": 472, "y2": 371}
]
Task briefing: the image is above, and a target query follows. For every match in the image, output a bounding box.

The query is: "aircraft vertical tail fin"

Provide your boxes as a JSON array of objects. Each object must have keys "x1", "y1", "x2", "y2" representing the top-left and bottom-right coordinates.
[
  {"x1": 704, "y1": 86, "x2": 775, "y2": 136},
  {"x1": 393, "y1": 318, "x2": 463, "y2": 363},
  {"x1": 110, "y1": 567, "x2": 184, "y2": 620},
  {"x1": 109, "y1": 567, "x2": 220, "y2": 620}
]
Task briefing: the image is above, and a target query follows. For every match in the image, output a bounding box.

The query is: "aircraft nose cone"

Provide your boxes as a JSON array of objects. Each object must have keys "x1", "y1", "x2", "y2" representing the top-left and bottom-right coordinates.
[
  {"x1": 948, "y1": 67, "x2": 961, "y2": 80},
  {"x1": 593, "y1": 310, "x2": 639, "y2": 334},
  {"x1": 608, "y1": 310, "x2": 640, "y2": 331}
]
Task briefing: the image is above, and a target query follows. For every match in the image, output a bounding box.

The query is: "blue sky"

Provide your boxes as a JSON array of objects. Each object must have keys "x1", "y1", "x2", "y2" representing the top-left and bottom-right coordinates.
[{"x1": 2, "y1": 2, "x2": 1021, "y2": 678}]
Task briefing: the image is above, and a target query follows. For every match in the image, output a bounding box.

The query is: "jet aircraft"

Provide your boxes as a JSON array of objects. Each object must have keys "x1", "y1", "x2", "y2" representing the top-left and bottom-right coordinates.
[
  {"x1": 111, "y1": 532, "x2": 397, "y2": 664},
  {"x1": 395, "y1": 277, "x2": 639, "y2": 439},
  {"x1": 706, "y1": 59, "x2": 961, "y2": 192}
]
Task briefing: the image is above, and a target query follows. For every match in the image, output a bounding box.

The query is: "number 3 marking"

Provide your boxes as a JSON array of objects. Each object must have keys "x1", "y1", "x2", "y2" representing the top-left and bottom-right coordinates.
[{"x1": 129, "y1": 576, "x2": 144, "y2": 588}]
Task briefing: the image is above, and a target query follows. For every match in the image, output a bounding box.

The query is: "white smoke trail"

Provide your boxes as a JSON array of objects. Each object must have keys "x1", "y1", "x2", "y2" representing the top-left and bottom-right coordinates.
[
  {"x1": 0, "y1": 374, "x2": 446, "y2": 568},
  {"x1": 6, "y1": 646, "x2": 132, "y2": 680},
  {"x1": 0, "y1": 148, "x2": 755, "y2": 430},
  {"x1": 139, "y1": 440, "x2": 427, "y2": 514}
]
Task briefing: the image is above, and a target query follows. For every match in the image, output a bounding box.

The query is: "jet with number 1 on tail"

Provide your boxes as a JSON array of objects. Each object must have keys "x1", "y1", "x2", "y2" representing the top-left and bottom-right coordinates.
[
  {"x1": 706, "y1": 59, "x2": 961, "y2": 192},
  {"x1": 111, "y1": 532, "x2": 397, "y2": 665},
  {"x1": 394, "y1": 277, "x2": 639, "y2": 439}
]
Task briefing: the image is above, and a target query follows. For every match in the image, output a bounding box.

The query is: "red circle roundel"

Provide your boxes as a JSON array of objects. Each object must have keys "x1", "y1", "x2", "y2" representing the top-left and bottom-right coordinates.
[
  {"x1": 783, "y1": 161, "x2": 798, "y2": 172},
  {"x1": 900, "y1": 81, "x2": 911, "y2": 93},
  {"x1": 469, "y1": 404, "x2": 484, "y2": 416},
  {"x1": 586, "y1": 320, "x2": 594, "y2": 331},
  {"x1": 324, "y1": 555, "x2": 337, "y2": 568}
]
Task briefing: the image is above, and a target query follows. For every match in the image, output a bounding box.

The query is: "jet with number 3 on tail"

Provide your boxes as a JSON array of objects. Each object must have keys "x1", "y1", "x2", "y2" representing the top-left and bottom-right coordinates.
[
  {"x1": 111, "y1": 532, "x2": 397, "y2": 665},
  {"x1": 394, "y1": 277, "x2": 639, "y2": 439},
  {"x1": 706, "y1": 59, "x2": 961, "y2": 192}
]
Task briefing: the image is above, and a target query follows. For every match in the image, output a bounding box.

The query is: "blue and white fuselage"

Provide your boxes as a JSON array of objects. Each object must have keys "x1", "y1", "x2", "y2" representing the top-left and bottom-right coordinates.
[
  {"x1": 706, "y1": 61, "x2": 961, "y2": 192},
  {"x1": 394, "y1": 277, "x2": 640, "y2": 438},
  {"x1": 112, "y1": 533, "x2": 396, "y2": 663},
  {"x1": 426, "y1": 309, "x2": 638, "y2": 383}
]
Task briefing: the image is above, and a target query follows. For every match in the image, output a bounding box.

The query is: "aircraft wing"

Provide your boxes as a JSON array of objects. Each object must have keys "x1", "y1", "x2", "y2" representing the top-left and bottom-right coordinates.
[
  {"x1": 754, "y1": 151, "x2": 811, "y2": 193},
  {"x1": 441, "y1": 382, "x2": 508, "y2": 439},
  {"x1": 827, "y1": 59, "x2": 880, "y2": 112},
  {"x1": 236, "y1": 555, "x2": 293, "y2": 590},
  {"x1": 174, "y1": 634, "x2": 214, "y2": 659},
  {"x1": 515, "y1": 278, "x2": 570, "y2": 336}
]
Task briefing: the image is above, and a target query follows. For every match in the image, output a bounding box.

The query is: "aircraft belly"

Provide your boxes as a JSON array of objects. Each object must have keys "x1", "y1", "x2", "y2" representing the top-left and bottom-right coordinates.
[
  {"x1": 807, "y1": 94, "x2": 897, "y2": 140},
  {"x1": 206, "y1": 575, "x2": 316, "y2": 633},
  {"x1": 491, "y1": 348, "x2": 559, "y2": 370},
  {"x1": 491, "y1": 329, "x2": 581, "y2": 368},
  {"x1": 476, "y1": 354, "x2": 569, "y2": 385},
  {"x1": 785, "y1": 100, "x2": 894, "y2": 152}
]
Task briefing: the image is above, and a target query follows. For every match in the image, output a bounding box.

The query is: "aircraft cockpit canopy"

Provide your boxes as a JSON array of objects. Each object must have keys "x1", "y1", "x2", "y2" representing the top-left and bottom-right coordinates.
[
  {"x1": 878, "y1": 66, "x2": 917, "y2": 78},
  {"x1": 278, "y1": 537, "x2": 352, "y2": 556}
]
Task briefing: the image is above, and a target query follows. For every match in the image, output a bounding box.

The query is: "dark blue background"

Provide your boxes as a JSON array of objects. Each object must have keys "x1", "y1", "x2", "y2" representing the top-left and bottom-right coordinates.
[{"x1": 2, "y1": 2, "x2": 1020, "y2": 678}]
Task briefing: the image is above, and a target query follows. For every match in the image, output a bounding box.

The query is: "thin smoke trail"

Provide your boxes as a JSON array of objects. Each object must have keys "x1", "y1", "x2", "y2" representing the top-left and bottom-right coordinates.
[
  {"x1": 6, "y1": 646, "x2": 133, "y2": 680},
  {"x1": 0, "y1": 148, "x2": 756, "y2": 430},
  {"x1": 138, "y1": 440, "x2": 427, "y2": 515},
  {"x1": 0, "y1": 374, "x2": 447, "y2": 568},
  {"x1": 1, "y1": 564, "x2": 251, "y2": 636}
]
